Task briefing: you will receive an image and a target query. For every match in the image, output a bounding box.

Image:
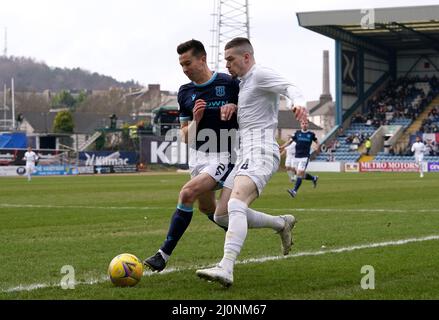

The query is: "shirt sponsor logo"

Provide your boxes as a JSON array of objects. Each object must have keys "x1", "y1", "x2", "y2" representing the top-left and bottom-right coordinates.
[
  {"x1": 205, "y1": 100, "x2": 229, "y2": 109},
  {"x1": 215, "y1": 86, "x2": 226, "y2": 97}
]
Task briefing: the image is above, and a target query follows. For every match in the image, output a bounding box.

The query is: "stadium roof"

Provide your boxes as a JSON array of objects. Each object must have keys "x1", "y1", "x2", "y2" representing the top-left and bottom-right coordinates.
[{"x1": 297, "y1": 5, "x2": 439, "y2": 57}]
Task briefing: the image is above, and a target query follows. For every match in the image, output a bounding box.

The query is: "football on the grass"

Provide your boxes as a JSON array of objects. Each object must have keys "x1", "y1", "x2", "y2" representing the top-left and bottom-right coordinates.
[{"x1": 108, "y1": 253, "x2": 143, "y2": 287}]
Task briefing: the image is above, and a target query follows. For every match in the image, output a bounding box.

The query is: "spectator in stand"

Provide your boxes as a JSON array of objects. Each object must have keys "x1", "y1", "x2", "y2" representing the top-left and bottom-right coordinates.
[
  {"x1": 365, "y1": 138, "x2": 372, "y2": 156},
  {"x1": 389, "y1": 146, "x2": 395, "y2": 156},
  {"x1": 351, "y1": 135, "x2": 360, "y2": 151},
  {"x1": 338, "y1": 127, "x2": 345, "y2": 137},
  {"x1": 426, "y1": 139, "x2": 436, "y2": 156}
]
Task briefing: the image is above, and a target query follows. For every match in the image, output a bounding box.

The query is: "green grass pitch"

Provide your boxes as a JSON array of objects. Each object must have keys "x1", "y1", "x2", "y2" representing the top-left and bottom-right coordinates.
[{"x1": 0, "y1": 172, "x2": 438, "y2": 299}]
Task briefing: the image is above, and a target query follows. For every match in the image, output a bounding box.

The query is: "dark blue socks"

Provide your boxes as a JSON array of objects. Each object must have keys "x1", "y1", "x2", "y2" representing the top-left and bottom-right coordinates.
[
  {"x1": 207, "y1": 213, "x2": 228, "y2": 232},
  {"x1": 305, "y1": 173, "x2": 315, "y2": 180},
  {"x1": 160, "y1": 205, "x2": 193, "y2": 256},
  {"x1": 293, "y1": 177, "x2": 303, "y2": 192}
]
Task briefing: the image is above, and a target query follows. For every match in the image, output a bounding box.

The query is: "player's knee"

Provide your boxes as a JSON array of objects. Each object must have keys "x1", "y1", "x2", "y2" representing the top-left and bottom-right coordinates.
[{"x1": 179, "y1": 187, "x2": 197, "y2": 204}]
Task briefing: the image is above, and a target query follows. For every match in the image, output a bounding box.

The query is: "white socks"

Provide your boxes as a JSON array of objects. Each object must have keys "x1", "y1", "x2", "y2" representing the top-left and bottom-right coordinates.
[
  {"x1": 218, "y1": 199, "x2": 286, "y2": 273},
  {"x1": 214, "y1": 208, "x2": 284, "y2": 231},
  {"x1": 287, "y1": 171, "x2": 296, "y2": 182},
  {"x1": 247, "y1": 208, "x2": 284, "y2": 230},
  {"x1": 220, "y1": 198, "x2": 248, "y2": 273}
]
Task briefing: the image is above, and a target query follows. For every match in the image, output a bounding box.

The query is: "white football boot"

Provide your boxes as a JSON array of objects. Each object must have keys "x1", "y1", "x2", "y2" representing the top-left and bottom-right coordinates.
[
  {"x1": 196, "y1": 265, "x2": 233, "y2": 288},
  {"x1": 277, "y1": 215, "x2": 296, "y2": 255}
]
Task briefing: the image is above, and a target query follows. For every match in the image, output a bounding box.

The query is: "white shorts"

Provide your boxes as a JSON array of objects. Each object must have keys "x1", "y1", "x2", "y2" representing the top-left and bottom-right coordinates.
[
  {"x1": 188, "y1": 150, "x2": 231, "y2": 184},
  {"x1": 26, "y1": 163, "x2": 36, "y2": 174},
  {"x1": 293, "y1": 157, "x2": 310, "y2": 172},
  {"x1": 284, "y1": 155, "x2": 295, "y2": 168},
  {"x1": 223, "y1": 145, "x2": 280, "y2": 196}
]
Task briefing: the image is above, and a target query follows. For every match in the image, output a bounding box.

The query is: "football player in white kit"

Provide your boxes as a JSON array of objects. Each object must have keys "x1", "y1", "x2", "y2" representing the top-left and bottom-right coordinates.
[
  {"x1": 280, "y1": 137, "x2": 297, "y2": 182},
  {"x1": 23, "y1": 146, "x2": 39, "y2": 181},
  {"x1": 196, "y1": 37, "x2": 308, "y2": 287},
  {"x1": 411, "y1": 136, "x2": 426, "y2": 178}
]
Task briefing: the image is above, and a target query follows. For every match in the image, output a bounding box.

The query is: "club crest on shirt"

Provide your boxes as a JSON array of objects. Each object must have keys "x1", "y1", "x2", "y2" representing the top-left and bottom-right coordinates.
[
  {"x1": 215, "y1": 86, "x2": 225, "y2": 97},
  {"x1": 191, "y1": 94, "x2": 196, "y2": 101}
]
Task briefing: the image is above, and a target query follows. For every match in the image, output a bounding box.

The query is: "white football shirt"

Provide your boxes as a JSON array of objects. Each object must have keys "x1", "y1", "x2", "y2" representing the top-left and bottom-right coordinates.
[
  {"x1": 24, "y1": 151, "x2": 38, "y2": 165},
  {"x1": 411, "y1": 142, "x2": 426, "y2": 156},
  {"x1": 237, "y1": 64, "x2": 305, "y2": 146}
]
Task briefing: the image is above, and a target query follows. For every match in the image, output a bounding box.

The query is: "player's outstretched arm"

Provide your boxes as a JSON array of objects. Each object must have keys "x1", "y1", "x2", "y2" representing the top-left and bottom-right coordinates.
[
  {"x1": 291, "y1": 106, "x2": 308, "y2": 122},
  {"x1": 279, "y1": 138, "x2": 293, "y2": 151}
]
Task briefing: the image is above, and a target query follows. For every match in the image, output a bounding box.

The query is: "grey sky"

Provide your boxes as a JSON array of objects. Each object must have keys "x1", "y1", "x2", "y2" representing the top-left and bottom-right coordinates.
[{"x1": 1, "y1": 0, "x2": 438, "y2": 101}]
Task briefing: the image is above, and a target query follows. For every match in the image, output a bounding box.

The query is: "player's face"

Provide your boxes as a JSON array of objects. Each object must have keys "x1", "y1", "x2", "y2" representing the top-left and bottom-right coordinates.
[
  {"x1": 301, "y1": 121, "x2": 308, "y2": 131},
  {"x1": 224, "y1": 48, "x2": 246, "y2": 78},
  {"x1": 179, "y1": 50, "x2": 205, "y2": 81}
]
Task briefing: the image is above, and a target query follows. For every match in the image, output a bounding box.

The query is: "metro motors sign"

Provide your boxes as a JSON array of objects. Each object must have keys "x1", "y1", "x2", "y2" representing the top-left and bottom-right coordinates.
[{"x1": 360, "y1": 162, "x2": 419, "y2": 172}]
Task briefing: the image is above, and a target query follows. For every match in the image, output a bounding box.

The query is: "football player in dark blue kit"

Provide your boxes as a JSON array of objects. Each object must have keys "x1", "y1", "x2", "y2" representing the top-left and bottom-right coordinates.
[
  {"x1": 143, "y1": 39, "x2": 239, "y2": 272},
  {"x1": 286, "y1": 119, "x2": 320, "y2": 198}
]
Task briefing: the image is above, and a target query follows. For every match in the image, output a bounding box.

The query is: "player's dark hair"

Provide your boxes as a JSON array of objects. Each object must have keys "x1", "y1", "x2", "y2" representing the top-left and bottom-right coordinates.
[
  {"x1": 224, "y1": 37, "x2": 254, "y2": 55},
  {"x1": 177, "y1": 39, "x2": 207, "y2": 58}
]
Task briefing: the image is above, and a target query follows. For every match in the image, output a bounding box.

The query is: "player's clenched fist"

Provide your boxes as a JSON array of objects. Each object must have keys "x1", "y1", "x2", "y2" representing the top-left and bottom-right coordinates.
[
  {"x1": 292, "y1": 106, "x2": 308, "y2": 122},
  {"x1": 193, "y1": 99, "x2": 206, "y2": 123}
]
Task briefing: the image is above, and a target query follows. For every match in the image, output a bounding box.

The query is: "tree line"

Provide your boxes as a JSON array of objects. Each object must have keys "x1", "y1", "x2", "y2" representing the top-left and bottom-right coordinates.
[{"x1": 0, "y1": 56, "x2": 141, "y2": 91}]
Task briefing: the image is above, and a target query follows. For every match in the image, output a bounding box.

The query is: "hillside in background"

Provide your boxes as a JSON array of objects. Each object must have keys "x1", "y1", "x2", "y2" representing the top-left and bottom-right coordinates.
[{"x1": 0, "y1": 56, "x2": 142, "y2": 91}]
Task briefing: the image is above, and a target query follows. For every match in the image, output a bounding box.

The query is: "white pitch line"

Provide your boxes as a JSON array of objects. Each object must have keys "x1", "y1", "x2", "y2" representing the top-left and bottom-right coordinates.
[
  {"x1": 2, "y1": 203, "x2": 439, "y2": 213},
  {"x1": 2, "y1": 234, "x2": 439, "y2": 293},
  {"x1": 263, "y1": 208, "x2": 439, "y2": 213},
  {"x1": 0, "y1": 203, "x2": 167, "y2": 211}
]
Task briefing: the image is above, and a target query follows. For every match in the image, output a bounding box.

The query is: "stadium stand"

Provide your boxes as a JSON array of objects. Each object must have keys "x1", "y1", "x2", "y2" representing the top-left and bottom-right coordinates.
[
  {"x1": 315, "y1": 76, "x2": 439, "y2": 162},
  {"x1": 297, "y1": 5, "x2": 439, "y2": 166}
]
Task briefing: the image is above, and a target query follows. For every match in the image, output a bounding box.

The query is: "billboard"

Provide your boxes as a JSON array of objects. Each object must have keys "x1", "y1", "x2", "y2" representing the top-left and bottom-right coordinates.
[
  {"x1": 78, "y1": 151, "x2": 138, "y2": 166},
  {"x1": 428, "y1": 162, "x2": 439, "y2": 172},
  {"x1": 360, "y1": 162, "x2": 420, "y2": 172},
  {"x1": 140, "y1": 135, "x2": 188, "y2": 168},
  {"x1": 0, "y1": 165, "x2": 77, "y2": 176}
]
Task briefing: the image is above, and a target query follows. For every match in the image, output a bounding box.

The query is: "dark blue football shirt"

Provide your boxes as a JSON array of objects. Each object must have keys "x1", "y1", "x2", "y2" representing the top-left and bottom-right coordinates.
[
  {"x1": 178, "y1": 72, "x2": 239, "y2": 153},
  {"x1": 292, "y1": 130, "x2": 317, "y2": 158}
]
